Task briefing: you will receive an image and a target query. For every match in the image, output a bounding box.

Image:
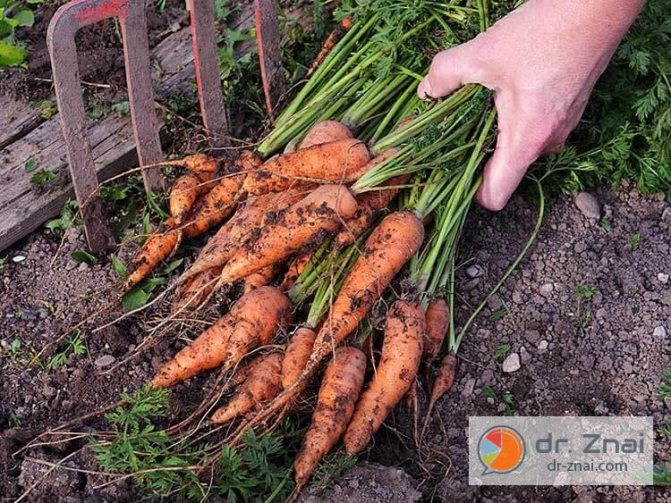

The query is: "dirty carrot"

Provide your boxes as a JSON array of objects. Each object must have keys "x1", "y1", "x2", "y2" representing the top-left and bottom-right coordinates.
[
  {"x1": 210, "y1": 352, "x2": 283, "y2": 424},
  {"x1": 180, "y1": 174, "x2": 244, "y2": 239},
  {"x1": 243, "y1": 264, "x2": 277, "y2": 293},
  {"x1": 306, "y1": 15, "x2": 354, "y2": 76},
  {"x1": 343, "y1": 300, "x2": 425, "y2": 455},
  {"x1": 124, "y1": 231, "x2": 179, "y2": 290},
  {"x1": 309, "y1": 211, "x2": 424, "y2": 365},
  {"x1": 424, "y1": 298, "x2": 448, "y2": 365},
  {"x1": 293, "y1": 347, "x2": 366, "y2": 490},
  {"x1": 425, "y1": 352, "x2": 457, "y2": 419},
  {"x1": 335, "y1": 172, "x2": 408, "y2": 247},
  {"x1": 152, "y1": 286, "x2": 291, "y2": 387},
  {"x1": 169, "y1": 174, "x2": 201, "y2": 225},
  {"x1": 300, "y1": 120, "x2": 353, "y2": 150},
  {"x1": 242, "y1": 139, "x2": 370, "y2": 196},
  {"x1": 215, "y1": 185, "x2": 358, "y2": 288},
  {"x1": 281, "y1": 327, "x2": 316, "y2": 390}
]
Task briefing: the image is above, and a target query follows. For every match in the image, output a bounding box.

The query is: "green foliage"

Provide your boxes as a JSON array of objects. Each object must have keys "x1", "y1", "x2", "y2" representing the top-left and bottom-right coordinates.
[
  {"x1": 46, "y1": 333, "x2": 86, "y2": 370},
  {"x1": 628, "y1": 233, "x2": 641, "y2": 249},
  {"x1": 32, "y1": 99, "x2": 56, "y2": 119},
  {"x1": 44, "y1": 199, "x2": 80, "y2": 235},
  {"x1": 308, "y1": 450, "x2": 357, "y2": 494},
  {"x1": 544, "y1": 0, "x2": 671, "y2": 195},
  {"x1": 0, "y1": 0, "x2": 42, "y2": 67},
  {"x1": 71, "y1": 250, "x2": 97, "y2": 265},
  {"x1": 493, "y1": 343, "x2": 510, "y2": 360},
  {"x1": 658, "y1": 371, "x2": 671, "y2": 399},
  {"x1": 93, "y1": 384, "x2": 294, "y2": 501},
  {"x1": 574, "y1": 283, "x2": 596, "y2": 301}
]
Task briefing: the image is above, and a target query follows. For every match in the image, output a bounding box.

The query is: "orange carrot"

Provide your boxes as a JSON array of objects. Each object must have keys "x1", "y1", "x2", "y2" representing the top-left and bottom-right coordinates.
[
  {"x1": 242, "y1": 139, "x2": 370, "y2": 196},
  {"x1": 210, "y1": 352, "x2": 283, "y2": 424},
  {"x1": 293, "y1": 347, "x2": 366, "y2": 489},
  {"x1": 426, "y1": 353, "x2": 457, "y2": 417},
  {"x1": 169, "y1": 174, "x2": 201, "y2": 225},
  {"x1": 180, "y1": 174, "x2": 244, "y2": 239},
  {"x1": 172, "y1": 266, "x2": 222, "y2": 312},
  {"x1": 125, "y1": 231, "x2": 179, "y2": 290},
  {"x1": 227, "y1": 212, "x2": 424, "y2": 440},
  {"x1": 233, "y1": 149, "x2": 263, "y2": 172},
  {"x1": 424, "y1": 298, "x2": 448, "y2": 365},
  {"x1": 215, "y1": 185, "x2": 358, "y2": 287},
  {"x1": 307, "y1": 15, "x2": 354, "y2": 76},
  {"x1": 243, "y1": 264, "x2": 277, "y2": 293},
  {"x1": 152, "y1": 286, "x2": 291, "y2": 387},
  {"x1": 309, "y1": 211, "x2": 424, "y2": 365},
  {"x1": 334, "y1": 172, "x2": 408, "y2": 247},
  {"x1": 281, "y1": 327, "x2": 316, "y2": 390},
  {"x1": 182, "y1": 153, "x2": 219, "y2": 182},
  {"x1": 182, "y1": 189, "x2": 305, "y2": 282},
  {"x1": 300, "y1": 121, "x2": 352, "y2": 150},
  {"x1": 343, "y1": 300, "x2": 425, "y2": 455}
]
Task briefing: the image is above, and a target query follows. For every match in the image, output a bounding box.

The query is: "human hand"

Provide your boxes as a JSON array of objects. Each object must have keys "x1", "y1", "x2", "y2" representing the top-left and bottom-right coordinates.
[{"x1": 418, "y1": 0, "x2": 644, "y2": 210}]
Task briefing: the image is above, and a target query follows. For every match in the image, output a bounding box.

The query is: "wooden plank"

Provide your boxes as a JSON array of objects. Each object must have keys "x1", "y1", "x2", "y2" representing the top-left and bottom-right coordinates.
[
  {"x1": 0, "y1": 1, "x2": 277, "y2": 252},
  {"x1": 0, "y1": 96, "x2": 44, "y2": 150}
]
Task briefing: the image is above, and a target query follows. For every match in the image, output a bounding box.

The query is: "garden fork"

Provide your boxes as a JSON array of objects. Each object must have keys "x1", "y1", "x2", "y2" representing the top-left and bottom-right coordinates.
[{"x1": 47, "y1": 0, "x2": 283, "y2": 253}]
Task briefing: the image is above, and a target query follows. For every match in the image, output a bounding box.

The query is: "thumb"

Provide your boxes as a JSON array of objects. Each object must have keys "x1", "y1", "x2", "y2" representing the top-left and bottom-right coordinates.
[
  {"x1": 476, "y1": 98, "x2": 546, "y2": 211},
  {"x1": 417, "y1": 46, "x2": 481, "y2": 99}
]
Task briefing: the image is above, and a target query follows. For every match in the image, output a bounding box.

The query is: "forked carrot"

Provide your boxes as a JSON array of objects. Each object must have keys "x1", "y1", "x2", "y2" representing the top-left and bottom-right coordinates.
[
  {"x1": 152, "y1": 286, "x2": 291, "y2": 387},
  {"x1": 343, "y1": 300, "x2": 424, "y2": 455}
]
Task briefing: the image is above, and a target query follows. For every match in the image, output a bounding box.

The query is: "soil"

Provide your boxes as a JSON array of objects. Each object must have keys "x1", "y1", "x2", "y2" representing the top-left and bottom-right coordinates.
[
  {"x1": 1, "y1": 183, "x2": 670, "y2": 502},
  {"x1": 0, "y1": 0, "x2": 187, "y2": 104}
]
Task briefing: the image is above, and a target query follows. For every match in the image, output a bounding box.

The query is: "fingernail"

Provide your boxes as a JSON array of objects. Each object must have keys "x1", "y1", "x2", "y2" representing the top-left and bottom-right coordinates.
[{"x1": 418, "y1": 78, "x2": 433, "y2": 100}]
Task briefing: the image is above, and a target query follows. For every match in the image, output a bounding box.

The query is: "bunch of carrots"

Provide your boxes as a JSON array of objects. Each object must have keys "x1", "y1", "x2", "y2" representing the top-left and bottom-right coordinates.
[{"x1": 109, "y1": 1, "x2": 507, "y2": 497}]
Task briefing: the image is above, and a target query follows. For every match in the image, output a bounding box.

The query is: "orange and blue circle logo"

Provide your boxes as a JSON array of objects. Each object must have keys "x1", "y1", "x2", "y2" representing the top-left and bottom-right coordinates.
[{"x1": 478, "y1": 425, "x2": 526, "y2": 474}]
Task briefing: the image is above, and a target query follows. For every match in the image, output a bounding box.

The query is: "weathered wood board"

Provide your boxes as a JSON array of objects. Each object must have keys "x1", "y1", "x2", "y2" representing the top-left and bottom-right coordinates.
[{"x1": 0, "y1": 5, "x2": 263, "y2": 253}]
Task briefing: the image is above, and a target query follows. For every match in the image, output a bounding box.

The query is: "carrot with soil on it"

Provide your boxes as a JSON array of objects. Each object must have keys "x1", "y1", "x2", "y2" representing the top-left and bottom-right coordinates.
[
  {"x1": 424, "y1": 298, "x2": 449, "y2": 365},
  {"x1": 292, "y1": 346, "x2": 366, "y2": 493},
  {"x1": 169, "y1": 174, "x2": 201, "y2": 225},
  {"x1": 179, "y1": 173, "x2": 245, "y2": 239},
  {"x1": 299, "y1": 120, "x2": 353, "y2": 150},
  {"x1": 343, "y1": 300, "x2": 425, "y2": 455},
  {"x1": 335, "y1": 171, "x2": 408, "y2": 247},
  {"x1": 307, "y1": 15, "x2": 354, "y2": 76},
  {"x1": 243, "y1": 264, "x2": 278, "y2": 293},
  {"x1": 230, "y1": 211, "x2": 424, "y2": 439},
  {"x1": 424, "y1": 352, "x2": 457, "y2": 426},
  {"x1": 281, "y1": 327, "x2": 316, "y2": 390},
  {"x1": 210, "y1": 352, "x2": 284, "y2": 424},
  {"x1": 124, "y1": 230, "x2": 179, "y2": 291},
  {"x1": 242, "y1": 139, "x2": 370, "y2": 196},
  {"x1": 214, "y1": 185, "x2": 358, "y2": 289},
  {"x1": 233, "y1": 149, "x2": 263, "y2": 172},
  {"x1": 152, "y1": 286, "x2": 292, "y2": 388}
]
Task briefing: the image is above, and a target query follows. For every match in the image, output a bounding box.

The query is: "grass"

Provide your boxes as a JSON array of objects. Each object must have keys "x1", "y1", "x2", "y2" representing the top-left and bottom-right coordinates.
[
  {"x1": 628, "y1": 233, "x2": 642, "y2": 249},
  {"x1": 574, "y1": 284, "x2": 597, "y2": 301}
]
